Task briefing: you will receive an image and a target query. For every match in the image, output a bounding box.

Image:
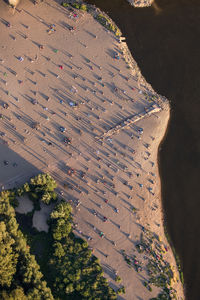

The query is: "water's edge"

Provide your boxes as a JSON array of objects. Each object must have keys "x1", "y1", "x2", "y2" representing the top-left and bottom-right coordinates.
[
  {"x1": 158, "y1": 107, "x2": 185, "y2": 286},
  {"x1": 78, "y1": 0, "x2": 185, "y2": 296}
]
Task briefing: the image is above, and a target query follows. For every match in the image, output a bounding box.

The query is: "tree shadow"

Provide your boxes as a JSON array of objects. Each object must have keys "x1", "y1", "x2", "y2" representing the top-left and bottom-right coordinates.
[{"x1": 0, "y1": 139, "x2": 40, "y2": 189}]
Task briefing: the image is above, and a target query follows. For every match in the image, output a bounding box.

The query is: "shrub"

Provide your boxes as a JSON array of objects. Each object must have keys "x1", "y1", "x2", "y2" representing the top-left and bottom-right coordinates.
[
  {"x1": 9, "y1": 197, "x2": 19, "y2": 208},
  {"x1": 51, "y1": 191, "x2": 58, "y2": 202},
  {"x1": 115, "y1": 275, "x2": 121, "y2": 282},
  {"x1": 72, "y1": 3, "x2": 80, "y2": 9},
  {"x1": 28, "y1": 192, "x2": 41, "y2": 211},
  {"x1": 143, "y1": 281, "x2": 152, "y2": 291},
  {"x1": 96, "y1": 14, "x2": 121, "y2": 37},
  {"x1": 80, "y1": 4, "x2": 87, "y2": 11},
  {"x1": 61, "y1": 2, "x2": 69, "y2": 7},
  {"x1": 26, "y1": 210, "x2": 34, "y2": 218},
  {"x1": 117, "y1": 286, "x2": 125, "y2": 294},
  {"x1": 16, "y1": 188, "x2": 24, "y2": 197},
  {"x1": 23, "y1": 183, "x2": 30, "y2": 193},
  {"x1": 41, "y1": 192, "x2": 52, "y2": 205}
]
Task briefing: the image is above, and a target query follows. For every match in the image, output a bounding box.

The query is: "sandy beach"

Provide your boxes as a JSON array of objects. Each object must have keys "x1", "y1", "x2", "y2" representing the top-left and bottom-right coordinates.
[{"x1": 0, "y1": 0, "x2": 184, "y2": 298}]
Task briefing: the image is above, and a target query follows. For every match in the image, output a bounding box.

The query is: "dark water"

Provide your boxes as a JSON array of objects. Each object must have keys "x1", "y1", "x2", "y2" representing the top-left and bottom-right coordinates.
[{"x1": 86, "y1": 0, "x2": 200, "y2": 299}]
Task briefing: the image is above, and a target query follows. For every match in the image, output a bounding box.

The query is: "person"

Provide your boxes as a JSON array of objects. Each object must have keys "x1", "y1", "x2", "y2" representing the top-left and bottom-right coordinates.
[
  {"x1": 80, "y1": 171, "x2": 85, "y2": 178},
  {"x1": 100, "y1": 232, "x2": 104, "y2": 238},
  {"x1": 69, "y1": 26, "x2": 74, "y2": 32}
]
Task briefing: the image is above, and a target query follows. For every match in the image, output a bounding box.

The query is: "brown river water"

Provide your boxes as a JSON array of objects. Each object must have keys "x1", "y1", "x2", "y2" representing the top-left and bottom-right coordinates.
[{"x1": 85, "y1": 0, "x2": 200, "y2": 299}]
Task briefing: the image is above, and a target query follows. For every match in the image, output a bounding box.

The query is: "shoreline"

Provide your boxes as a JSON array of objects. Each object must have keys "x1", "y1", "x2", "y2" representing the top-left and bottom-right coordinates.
[
  {"x1": 158, "y1": 110, "x2": 185, "y2": 287},
  {"x1": 0, "y1": 0, "x2": 184, "y2": 298},
  {"x1": 82, "y1": 6, "x2": 185, "y2": 295}
]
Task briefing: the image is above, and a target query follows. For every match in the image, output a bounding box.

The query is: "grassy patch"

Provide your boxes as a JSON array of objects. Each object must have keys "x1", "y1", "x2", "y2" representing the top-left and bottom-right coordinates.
[
  {"x1": 61, "y1": 2, "x2": 121, "y2": 37},
  {"x1": 62, "y1": 2, "x2": 88, "y2": 11},
  {"x1": 96, "y1": 13, "x2": 121, "y2": 37},
  {"x1": 123, "y1": 227, "x2": 179, "y2": 298}
]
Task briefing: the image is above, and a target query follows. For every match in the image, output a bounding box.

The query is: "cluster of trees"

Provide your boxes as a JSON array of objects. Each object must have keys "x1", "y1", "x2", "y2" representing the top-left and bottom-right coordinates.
[
  {"x1": 0, "y1": 190, "x2": 54, "y2": 299},
  {"x1": 0, "y1": 174, "x2": 118, "y2": 299},
  {"x1": 150, "y1": 286, "x2": 177, "y2": 300},
  {"x1": 16, "y1": 173, "x2": 58, "y2": 208},
  {"x1": 47, "y1": 200, "x2": 117, "y2": 299}
]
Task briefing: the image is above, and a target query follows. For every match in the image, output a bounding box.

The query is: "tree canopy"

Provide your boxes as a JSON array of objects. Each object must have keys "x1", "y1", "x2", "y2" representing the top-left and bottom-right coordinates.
[
  {"x1": 0, "y1": 190, "x2": 54, "y2": 299},
  {"x1": 0, "y1": 174, "x2": 118, "y2": 299},
  {"x1": 47, "y1": 201, "x2": 117, "y2": 299}
]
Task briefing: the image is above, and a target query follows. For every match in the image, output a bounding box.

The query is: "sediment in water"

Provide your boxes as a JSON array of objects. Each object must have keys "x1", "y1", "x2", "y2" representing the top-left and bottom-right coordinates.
[{"x1": 126, "y1": 0, "x2": 154, "y2": 8}]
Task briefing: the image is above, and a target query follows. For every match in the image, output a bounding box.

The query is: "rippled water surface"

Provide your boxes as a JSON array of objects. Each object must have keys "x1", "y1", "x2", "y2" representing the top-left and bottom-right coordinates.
[{"x1": 86, "y1": 0, "x2": 200, "y2": 299}]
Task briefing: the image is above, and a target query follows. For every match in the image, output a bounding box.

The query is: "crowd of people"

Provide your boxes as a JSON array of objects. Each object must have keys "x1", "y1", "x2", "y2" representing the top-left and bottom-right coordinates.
[{"x1": 0, "y1": 2, "x2": 163, "y2": 295}]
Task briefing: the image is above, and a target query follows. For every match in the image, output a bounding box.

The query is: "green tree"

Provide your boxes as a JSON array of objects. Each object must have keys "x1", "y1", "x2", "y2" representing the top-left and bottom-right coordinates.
[
  {"x1": 41, "y1": 191, "x2": 52, "y2": 205},
  {"x1": 50, "y1": 201, "x2": 72, "y2": 220},
  {"x1": 0, "y1": 221, "x2": 18, "y2": 287},
  {"x1": 30, "y1": 174, "x2": 57, "y2": 192},
  {"x1": 0, "y1": 189, "x2": 54, "y2": 300},
  {"x1": 0, "y1": 287, "x2": 27, "y2": 300},
  {"x1": 23, "y1": 183, "x2": 30, "y2": 193}
]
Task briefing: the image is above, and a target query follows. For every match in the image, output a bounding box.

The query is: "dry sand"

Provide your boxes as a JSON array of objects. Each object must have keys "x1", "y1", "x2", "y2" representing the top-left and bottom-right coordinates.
[
  {"x1": 15, "y1": 194, "x2": 33, "y2": 213},
  {"x1": 0, "y1": 0, "x2": 184, "y2": 298},
  {"x1": 32, "y1": 201, "x2": 55, "y2": 232}
]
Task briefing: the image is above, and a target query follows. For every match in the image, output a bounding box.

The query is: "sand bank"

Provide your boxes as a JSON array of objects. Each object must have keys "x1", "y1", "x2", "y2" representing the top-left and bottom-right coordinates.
[
  {"x1": 0, "y1": 0, "x2": 183, "y2": 298},
  {"x1": 126, "y1": 0, "x2": 154, "y2": 8}
]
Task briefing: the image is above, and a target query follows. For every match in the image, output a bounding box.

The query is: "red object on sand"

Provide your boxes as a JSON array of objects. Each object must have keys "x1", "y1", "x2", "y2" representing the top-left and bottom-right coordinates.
[{"x1": 59, "y1": 65, "x2": 63, "y2": 70}]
